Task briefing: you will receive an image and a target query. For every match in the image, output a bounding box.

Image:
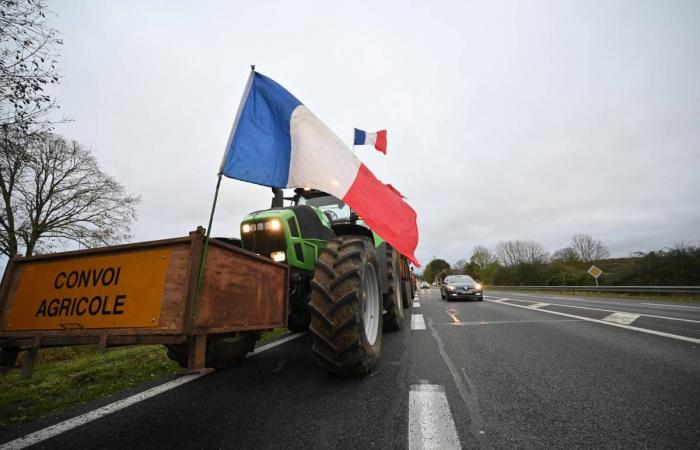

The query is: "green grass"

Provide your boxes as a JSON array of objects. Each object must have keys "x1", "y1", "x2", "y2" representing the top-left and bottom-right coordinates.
[
  {"x1": 0, "y1": 345, "x2": 180, "y2": 428},
  {"x1": 0, "y1": 327, "x2": 292, "y2": 429},
  {"x1": 486, "y1": 288, "x2": 700, "y2": 304}
]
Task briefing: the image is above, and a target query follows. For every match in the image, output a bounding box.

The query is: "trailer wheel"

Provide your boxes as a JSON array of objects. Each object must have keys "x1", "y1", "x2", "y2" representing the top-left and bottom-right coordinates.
[
  {"x1": 309, "y1": 236, "x2": 382, "y2": 375},
  {"x1": 165, "y1": 332, "x2": 259, "y2": 370},
  {"x1": 0, "y1": 347, "x2": 19, "y2": 367},
  {"x1": 287, "y1": 308, "x2": 310, "y2": 332},
  {"x1": 383, "y1": 248, "x2": 405, "y2": 331}
]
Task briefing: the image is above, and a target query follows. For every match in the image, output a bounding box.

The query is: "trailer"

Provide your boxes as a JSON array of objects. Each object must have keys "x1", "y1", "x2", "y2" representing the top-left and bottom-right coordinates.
[{"x1": 0, "y1": 228, "x2": 288, "y2": 376}]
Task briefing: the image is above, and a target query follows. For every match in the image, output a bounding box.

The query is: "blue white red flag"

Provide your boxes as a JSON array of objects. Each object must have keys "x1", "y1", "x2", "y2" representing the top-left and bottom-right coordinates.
[
  {"x1": 354, "y1": 128, "x2": 387, "y2": 154},
  {"x1": 220, "y1": 71, "x2": 419, "y2": 266}
]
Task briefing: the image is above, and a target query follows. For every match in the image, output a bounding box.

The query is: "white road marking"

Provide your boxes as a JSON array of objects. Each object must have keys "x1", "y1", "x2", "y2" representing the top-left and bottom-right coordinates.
[
  {"x1": 487, "y1": 299, "x2": 700, "y2": 344},
  {"x1": 602, "y1": 312, "x2": 640, "y2": 325},
  {"x1": 528, "y1": 302, "x2": 551, "y2": 309},
  {"x1": 0, "y1": 332, "x2": 307, "y2": 450},
  {"x1": 408, "y1": 384, "x2": 461, "y2": 450},
  {"x1": 413, "y1": 301, "x2": 421, "y2": 308},
  {"x1": 436, "y1": 319, "x2": 580, "y2": 326},
  {"x1": 642, "y1": 303, "x2": 700, "y2": 310},
  {"x1": 445, "y1": 310, "x2": 461, "y2": 324},
  {"x1": 411, "y1": 314, "x2": 426, "y2": 330},
  {"x1": 505, "y1": 298, "x2": 700, "y2": 324}
]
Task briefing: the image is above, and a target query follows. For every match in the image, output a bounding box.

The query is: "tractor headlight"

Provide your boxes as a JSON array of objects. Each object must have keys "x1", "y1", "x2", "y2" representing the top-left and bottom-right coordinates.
[
  {"x1": 241, "y1": 223, "x2": 252, "y2": 233},
  {"x1": 271, "y1": 251, "x2": 286, "y2": 262},
  {"x1": 475, "y1": 283, "x2": 483, "y2": 290},
  {"x1": 268, "y1": 219, "x2": 281, "y2": 231}
]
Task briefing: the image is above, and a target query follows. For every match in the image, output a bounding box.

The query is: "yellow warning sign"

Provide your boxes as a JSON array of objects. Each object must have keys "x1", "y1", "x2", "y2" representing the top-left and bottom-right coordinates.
[
  {"x1": 587, "y1": 265, "x2": 603, "y2": 279},
  {"x1": 5, "y1": 249, "x2": 171, "y2": 331}
]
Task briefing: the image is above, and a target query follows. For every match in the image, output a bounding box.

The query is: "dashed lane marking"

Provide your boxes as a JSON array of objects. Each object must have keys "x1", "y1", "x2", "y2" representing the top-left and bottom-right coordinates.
[
  {"x1": 408, "y1": 384, "x2": 461, "y2": 450},
  {"x1": 413, "y1": 301, "x2": 421, "y2": 308},
  {"x1": 487, "y1": 299, "x2": 700, "y2": 345},
  {"x1": 0, "y1": 332, "x2": 307, "y2": 450},
  {"x1": 411, "y1": 314, "x2": 426, "y2": 330},
  {"x1": 445, "y1": 310, "x2": 461, "y2": 324},
  {"x1": 602, "y1": 312, "x2": 640, "y2": 325}
]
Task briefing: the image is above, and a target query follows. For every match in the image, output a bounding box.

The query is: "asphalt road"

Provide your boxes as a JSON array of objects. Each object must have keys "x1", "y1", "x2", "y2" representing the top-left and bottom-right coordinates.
[{"x1": 2, "y1": 288, "x2": 699, "y2": 449}]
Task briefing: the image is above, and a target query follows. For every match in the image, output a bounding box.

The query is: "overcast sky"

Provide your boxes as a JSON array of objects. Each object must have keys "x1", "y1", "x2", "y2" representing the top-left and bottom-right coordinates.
[{"x1": 44, "y1": 0, "x2": 699, "y2": 266}]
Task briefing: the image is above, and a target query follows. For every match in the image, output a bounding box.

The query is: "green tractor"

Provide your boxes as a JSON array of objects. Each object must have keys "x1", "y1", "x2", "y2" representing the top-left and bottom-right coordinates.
[
  {"x1": 167, "y1": 188, "x2": 414, "y2": 375},
  {"x1": 240, "y1": 188, "x2": 413, "y2": 374}
]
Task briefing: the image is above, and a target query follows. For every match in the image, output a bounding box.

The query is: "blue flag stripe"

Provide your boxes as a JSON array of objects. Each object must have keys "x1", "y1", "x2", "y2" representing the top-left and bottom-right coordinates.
[
  {"x1": 221, "y1": 73, "x2": 303, "y2": 188},
  {"x1": 354, "y1": 128, "x2": 366, "y2": 145}
]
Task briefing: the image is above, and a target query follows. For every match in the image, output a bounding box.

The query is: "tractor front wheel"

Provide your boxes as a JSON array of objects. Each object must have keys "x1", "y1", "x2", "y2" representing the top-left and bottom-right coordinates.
[{"x1": 309, "y1": 236, "x2": 382, "y2": 375}]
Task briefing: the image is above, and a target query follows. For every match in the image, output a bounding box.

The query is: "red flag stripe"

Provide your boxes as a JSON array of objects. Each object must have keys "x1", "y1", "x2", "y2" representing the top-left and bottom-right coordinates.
[
  {"x1": 374, "y1": 130, "x2": 387, "y2": 154},
  {"x1": 342, "y1": 163, "x2": 419, "y2": 266}
]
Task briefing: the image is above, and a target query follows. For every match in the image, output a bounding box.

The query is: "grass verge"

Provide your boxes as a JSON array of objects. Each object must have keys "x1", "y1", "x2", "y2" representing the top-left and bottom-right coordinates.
[{"x1": 0, "y1": 327, "x2": 292, "y2": 429}]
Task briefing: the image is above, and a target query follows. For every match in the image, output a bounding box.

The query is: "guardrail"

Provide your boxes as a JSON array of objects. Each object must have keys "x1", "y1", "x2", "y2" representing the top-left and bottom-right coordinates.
[{"x1": 485, "y1": 286, "x2": 700, "y2": 295}]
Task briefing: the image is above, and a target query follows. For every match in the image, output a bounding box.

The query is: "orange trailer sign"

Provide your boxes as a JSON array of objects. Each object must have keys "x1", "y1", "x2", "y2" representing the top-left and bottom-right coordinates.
[{"x1": 4, "y1": 249, "x2": 171, "y2": 331}]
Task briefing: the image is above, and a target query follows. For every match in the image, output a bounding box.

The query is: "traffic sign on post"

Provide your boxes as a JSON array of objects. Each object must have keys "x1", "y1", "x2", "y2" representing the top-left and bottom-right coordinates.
[{"x1": 587, "y1": 265, "x2": 603, "y2": 286}]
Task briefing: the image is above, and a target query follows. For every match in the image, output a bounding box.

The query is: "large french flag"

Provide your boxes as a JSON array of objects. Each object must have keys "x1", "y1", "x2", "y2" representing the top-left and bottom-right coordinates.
[
  {"x1": 354, "y1": 128, "x2": 387, "y2": 154},
  {"x1": 220, "y1": 71, "x2": 419, "y2": 266}
]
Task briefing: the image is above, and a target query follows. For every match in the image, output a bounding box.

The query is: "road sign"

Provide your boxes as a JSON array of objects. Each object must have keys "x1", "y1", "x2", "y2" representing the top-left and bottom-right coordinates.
[
  {"x1": 587, "y1": 265, "x2": 603, "y2": 286},
  {"x1": 587, "y1": 265, "x2": 603, "y2": 278},
  {"x1": 5, "y1": 249, "x2": 171, "y2": 331}
]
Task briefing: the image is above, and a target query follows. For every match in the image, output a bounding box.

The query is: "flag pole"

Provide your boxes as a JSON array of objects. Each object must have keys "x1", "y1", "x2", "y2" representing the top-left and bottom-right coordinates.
[
  {"x1": 191, "y1": 172, "x2": 222, "y2": 322},
  {"x1": 191, "y1": 65, "x2": 256, "y2": 322}
]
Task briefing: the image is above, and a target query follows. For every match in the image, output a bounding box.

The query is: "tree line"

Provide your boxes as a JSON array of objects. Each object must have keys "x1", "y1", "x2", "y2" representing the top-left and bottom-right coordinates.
[
  {"x1": 1, "y1": 0, "x2": 138, "y2": 258},
  {"x1": 421, "y1": 234, "x2": 700, "y2": 287}
]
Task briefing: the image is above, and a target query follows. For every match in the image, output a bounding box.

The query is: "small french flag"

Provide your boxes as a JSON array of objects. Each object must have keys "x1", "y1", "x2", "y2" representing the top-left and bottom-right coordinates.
[{"x1": 354, "y1": 128, "x2": 387, "y2": 154}]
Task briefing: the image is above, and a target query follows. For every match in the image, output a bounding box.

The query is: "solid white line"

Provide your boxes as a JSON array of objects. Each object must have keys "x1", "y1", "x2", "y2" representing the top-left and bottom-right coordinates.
[
  {"x1": 253, "y1": 332, "x2": 305, "y2": 354},
  {"x1": 408, "y1": 384, "x2": 461, "y2": 450},
  {"x1": 642, "y1": 303, "x2": 700, "y2": 310},
  {"x1": 413, "y1": 301, "x2": 421, "y2": 308},
  {"x1": 528, "y1": 302, "x2": 551, "y2": 309},
  {"x1": 487, "y1": 300, "x2": 700, "y2": 344},
  {"x1": 0, "y1": 332, "x2": 306, "y2": 450},
  {"x1": 507, "y1": 298, "x2": 700, "y2": 324},
  {"x1": 411, "y1": 314, "x2": 426, "y2": 330},
  {"x1": 602, "y1": 312, "x2": 640, "y2": 325}
]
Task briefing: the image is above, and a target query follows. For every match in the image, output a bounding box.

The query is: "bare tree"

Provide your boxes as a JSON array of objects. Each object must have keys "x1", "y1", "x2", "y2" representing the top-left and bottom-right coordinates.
[
  {"x1": 0, "y1": 132, "x2": 140, "y2": 257},
  {"x1": 570, "y1": 233, "x2": 610, "y2": 262},
  {"x1": 551, "y1": 246, "x2": 580, "y2": 263},
  {"x1": 496, "y1": 240, "x2": 549, "y2": 266},
  {"x1": 452, "y1": 258, "x2": 468, "y2": 273},
  {"x1": 1, "y1": 0, "x2": 62, "y2": 129},
  {"x1": 470, "y1": 245, "x2": 498, "y2": 268}
]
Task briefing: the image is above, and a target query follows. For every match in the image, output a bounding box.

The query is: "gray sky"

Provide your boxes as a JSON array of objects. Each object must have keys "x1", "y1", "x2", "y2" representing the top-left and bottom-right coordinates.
[{"x1": 46, "y1": 0, "x2": 699, "y2": 266}]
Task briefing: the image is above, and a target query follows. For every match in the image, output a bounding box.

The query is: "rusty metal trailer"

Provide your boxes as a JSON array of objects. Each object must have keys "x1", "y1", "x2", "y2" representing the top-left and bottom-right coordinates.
[{"x1": 0, "y1": 228, "x2": 288, "y2": 375}]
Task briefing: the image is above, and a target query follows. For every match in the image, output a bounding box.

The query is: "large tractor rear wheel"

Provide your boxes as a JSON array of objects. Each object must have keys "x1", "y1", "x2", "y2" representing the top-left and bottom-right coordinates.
[
  {"x1": 165, "y1": 332, "x2": 259, "y2": 370},
  {"x1": 383, "y1": 247, "x2": 405, "y2": 331},
  {"x1": 309, "y1": 236, "x2": 382, "y2": 375},
  {"x1": 0, "y1": 347, "x2": 19, "y2": 367}
]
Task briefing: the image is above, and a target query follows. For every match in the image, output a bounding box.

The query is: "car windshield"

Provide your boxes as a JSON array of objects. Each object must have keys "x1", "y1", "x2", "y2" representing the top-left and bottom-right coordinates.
[
  {"x1": 445, "y1": 275, "x2": 474, "y2": 283},
  {"x1": 298, "y1": 194, "x2": 351, "y2": 221}
]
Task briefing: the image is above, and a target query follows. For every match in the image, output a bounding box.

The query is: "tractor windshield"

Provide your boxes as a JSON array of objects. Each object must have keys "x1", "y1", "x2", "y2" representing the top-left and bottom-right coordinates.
[{"x1": 298, "y1": 194, "x2": 351, "y2": 222}]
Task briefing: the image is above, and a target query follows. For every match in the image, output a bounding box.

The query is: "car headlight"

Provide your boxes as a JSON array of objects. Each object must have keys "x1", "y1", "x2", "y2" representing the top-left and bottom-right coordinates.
[
  {"x1": 241, "y1": 223, "x2": 252, "y2": 233},
  {"x1": 447, "y1": 285, "x2": 456, "y2": 291},
  {"x1": 475, "y1": 283, "x2": 482, "y2": 290},
  {"x1": 271, "y1": 251, "x2": 286, "y2": 262}
]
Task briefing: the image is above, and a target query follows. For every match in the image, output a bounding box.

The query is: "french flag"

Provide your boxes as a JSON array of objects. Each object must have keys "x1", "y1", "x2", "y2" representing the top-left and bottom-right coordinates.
[
  {"x1": 220, "y1": 71, "x2": 419, "y2": 266},
  {"x1": 354, "y1": 128, "x2": 387, "y2": 154}
]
